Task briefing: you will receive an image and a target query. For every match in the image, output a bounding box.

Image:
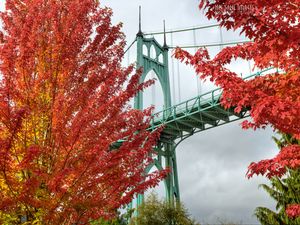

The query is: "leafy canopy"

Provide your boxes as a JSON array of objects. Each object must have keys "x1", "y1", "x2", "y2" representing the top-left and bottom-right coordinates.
[
  {"x1": 174, "y1": 0, "x2": 300, "y2": 218},
  {"x1": 0, "y1": 0, "x2": 166, "y2": 224}
]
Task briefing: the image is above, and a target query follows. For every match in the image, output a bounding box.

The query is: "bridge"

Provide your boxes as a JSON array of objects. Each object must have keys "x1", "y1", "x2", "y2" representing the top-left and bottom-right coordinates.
[
  {"x1": 123, "y1": 7, "x2": 274, "y2": 208},
  {"x1": 150, "y1": 68, "x2": 271, "y2": 142}
]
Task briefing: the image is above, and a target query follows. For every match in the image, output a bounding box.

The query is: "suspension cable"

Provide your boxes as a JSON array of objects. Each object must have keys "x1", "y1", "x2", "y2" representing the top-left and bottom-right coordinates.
[
  {"x1": 169, "y1": 40, "x2": 251, "y2": 49},
  {"x1": 144, "y1": 23, "x2": 220, "y2": 36},
  {"x1": 123, "y1": 38, "x2": 137, "y2": 56}
]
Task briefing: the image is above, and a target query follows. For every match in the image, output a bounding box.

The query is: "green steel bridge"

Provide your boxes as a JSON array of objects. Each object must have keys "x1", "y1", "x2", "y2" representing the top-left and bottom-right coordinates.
[
  {"x1": 150, "y1": 68, "x2": 271, "y2": 143},
  {"x1": 125, "y1": 8, "x2": 274, "y2": 208}
]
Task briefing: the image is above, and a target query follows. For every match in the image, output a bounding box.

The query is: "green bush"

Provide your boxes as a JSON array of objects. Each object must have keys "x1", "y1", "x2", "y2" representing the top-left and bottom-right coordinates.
[
  {"x1": 89, "y1": 209, "x2": 133, "y2": 225},
  {"x1": 129, "y1": 192, "x2": 200, "y2": 225}
]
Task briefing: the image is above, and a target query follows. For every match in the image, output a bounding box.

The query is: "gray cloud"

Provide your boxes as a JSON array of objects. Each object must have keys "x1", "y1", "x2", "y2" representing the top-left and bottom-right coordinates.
[{"x1": 176, "y1": 123, "x2": 277, "y2": 223}]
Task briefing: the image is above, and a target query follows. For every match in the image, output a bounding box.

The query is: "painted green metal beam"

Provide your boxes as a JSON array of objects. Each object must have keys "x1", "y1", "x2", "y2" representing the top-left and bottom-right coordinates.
[{"x1": 201, "y1": 110, "x2": 230, "y2": 122}]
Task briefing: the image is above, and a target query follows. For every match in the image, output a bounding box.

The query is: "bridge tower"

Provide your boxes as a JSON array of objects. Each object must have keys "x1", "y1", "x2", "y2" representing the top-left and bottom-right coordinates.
[{"x1": 134, "y1": 7, "x2": 180, "y2": 206}]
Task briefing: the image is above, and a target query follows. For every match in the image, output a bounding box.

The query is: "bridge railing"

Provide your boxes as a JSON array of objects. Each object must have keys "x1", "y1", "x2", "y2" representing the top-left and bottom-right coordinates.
[{"x1": 151, "y1": 67, "x2": 276, "y2": 126}]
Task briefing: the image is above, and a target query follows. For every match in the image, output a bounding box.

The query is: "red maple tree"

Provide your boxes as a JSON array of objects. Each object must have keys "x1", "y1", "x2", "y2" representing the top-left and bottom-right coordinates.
[
  {"x1": 174, "y1": 0, "x2": 300, "y2": 218},
  {"x1": 0, "y1": 0, "x2": 166, "y2": 223}
]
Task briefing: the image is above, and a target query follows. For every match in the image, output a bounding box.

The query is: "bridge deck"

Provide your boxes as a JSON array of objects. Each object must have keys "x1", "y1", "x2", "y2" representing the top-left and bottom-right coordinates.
[
  {"x1": 112, "y1": 68, "x2": 274, "y2": 147},
  {"x1": 149, "y1": 68, "x2": 274, "y2": 143},
  {"x1": 150, "y1": 88, "x2": 246, "y2": 142}
]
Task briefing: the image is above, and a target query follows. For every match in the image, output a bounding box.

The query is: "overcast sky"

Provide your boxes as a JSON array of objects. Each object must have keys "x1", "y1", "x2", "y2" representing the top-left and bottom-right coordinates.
[{"x1": 0, "y1": 1, "x2": 279, "y2": 224}]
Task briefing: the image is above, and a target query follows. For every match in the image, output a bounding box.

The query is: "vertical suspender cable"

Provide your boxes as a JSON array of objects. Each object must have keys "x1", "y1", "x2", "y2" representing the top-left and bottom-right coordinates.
[
  {"x1": 193, "y1": 28, "x2": 201, "y2": 96},
  {"x1": 171, "y1": 32, "x2": 176, "y2": 104},
  {"x1": 127, "y1": 46, "x2": 130, "y2": 66},
  {"x1": 176, "y1": 58, "x2": 181, "y2": 103},
  {"x1": 219, "y1": 25, "x2": 224, "y2": 51},
  {"x1": 248, "y1": 60, "x2": 252, "y2": 77}
]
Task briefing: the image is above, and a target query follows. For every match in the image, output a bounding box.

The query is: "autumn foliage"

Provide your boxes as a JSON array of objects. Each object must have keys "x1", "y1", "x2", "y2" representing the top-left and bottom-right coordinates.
[
  {"x1": 0, "y1": 0, "x2": 166, "y2": 224},
  {"x1": 174, "y1": 0, "x2": 300, "y2": 218}
]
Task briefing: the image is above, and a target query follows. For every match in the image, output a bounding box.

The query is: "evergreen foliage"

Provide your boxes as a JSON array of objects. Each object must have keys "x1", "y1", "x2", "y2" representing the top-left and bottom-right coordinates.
[{"x1": 255, "y1": 134, "x2": 300, "y2": 225}]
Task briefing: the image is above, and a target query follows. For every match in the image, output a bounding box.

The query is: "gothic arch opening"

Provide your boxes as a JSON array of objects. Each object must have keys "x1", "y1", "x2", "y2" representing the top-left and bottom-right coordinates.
[
  {"x1": 158, "y1": 53, "x2": 164, "y2": 64},
  {"x1": 143, "y1": 69, "x2": 164, "y2": 113},
  {"x1": 143, "y1": 44, "x2": 148, "y2": 56},
  {"x1": 150, "y1": 45, "x2": 157, "y2": 59}
]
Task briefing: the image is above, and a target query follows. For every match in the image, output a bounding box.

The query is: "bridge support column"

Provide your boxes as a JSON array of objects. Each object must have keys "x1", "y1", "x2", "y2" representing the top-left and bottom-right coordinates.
[
  {"x1": 132, "y1": 9, "x2": 180, "y2": 212},
  {"x1": 172, "y1": 147, "x2": 180, "y2": 201},
  {"x1": 134, "y1": 142, "x2": 180, "y2": 209},
  {"x1": 165, "y1": 142, "x2": 180, "y2": 206}
]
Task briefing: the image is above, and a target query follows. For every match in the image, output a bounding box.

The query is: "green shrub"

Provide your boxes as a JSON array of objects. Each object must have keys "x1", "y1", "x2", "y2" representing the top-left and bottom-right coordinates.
[{"x1": 129, "y1": 192, "x2": 200, "y2": 225}]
